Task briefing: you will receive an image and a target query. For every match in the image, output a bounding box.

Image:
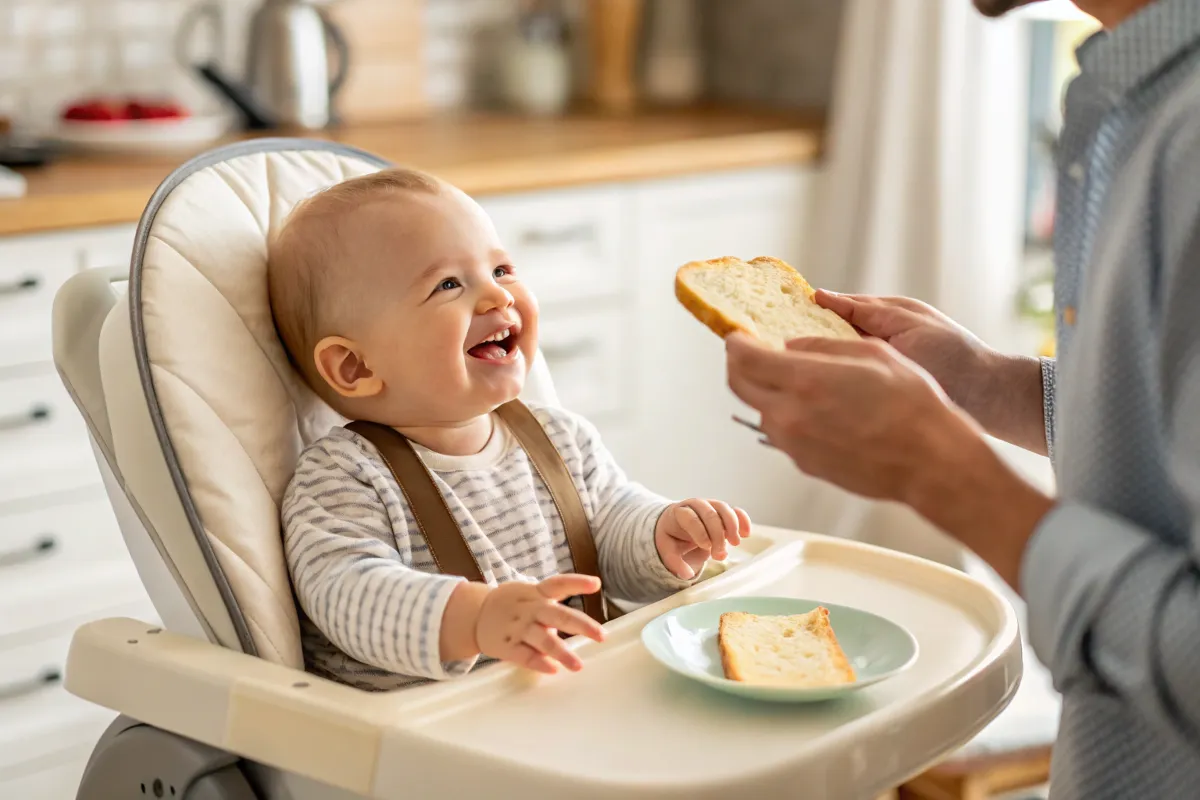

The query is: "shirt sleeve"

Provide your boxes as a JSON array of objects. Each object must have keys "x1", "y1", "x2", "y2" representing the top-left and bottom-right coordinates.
[
  {"x1": 1040, "y1": 356, "x2": 1057, "y2": 462},
  {"x1": 549, "y1": 409, "x2": 692, "y2": 603},
  {"x1": 282, "y1": 436, "x2": 477, "y2": 681},
  {"x1": 1020, "y1": 118, "x2": 1200, "y2": 748}
]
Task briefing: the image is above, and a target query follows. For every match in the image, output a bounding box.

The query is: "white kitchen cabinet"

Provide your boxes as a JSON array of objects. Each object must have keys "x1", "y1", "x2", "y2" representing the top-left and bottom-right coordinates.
[{"x1": 623, "y1": 165, "x2": 818, "y2": 526}]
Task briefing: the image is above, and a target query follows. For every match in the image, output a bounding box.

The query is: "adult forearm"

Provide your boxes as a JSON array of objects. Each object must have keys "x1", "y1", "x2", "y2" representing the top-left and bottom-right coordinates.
[
  {"x1": 905, "y1": 417, "x2": 1054, "y2": 589},
  {"x1": 958, "y1": 352, "x2": 1049, "y2": 456}
]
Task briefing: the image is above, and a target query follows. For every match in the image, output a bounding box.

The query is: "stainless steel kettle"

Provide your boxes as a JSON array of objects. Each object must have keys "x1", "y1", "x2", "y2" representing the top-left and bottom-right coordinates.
[{"x1": 177, "y1": 0, "x2": 350, "y2": 130}]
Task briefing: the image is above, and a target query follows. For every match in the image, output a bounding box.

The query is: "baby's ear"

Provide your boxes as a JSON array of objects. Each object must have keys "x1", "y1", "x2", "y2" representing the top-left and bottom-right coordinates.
[{"x1": 313, "y1": 336, "x2": 383, "y2": 398}]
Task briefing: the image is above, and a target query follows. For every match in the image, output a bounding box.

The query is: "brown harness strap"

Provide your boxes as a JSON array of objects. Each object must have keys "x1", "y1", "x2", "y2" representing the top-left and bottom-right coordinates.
[
  {"x1": 346, "y1": 420, "x2": 485, "y2": 583},
  {"x1": 494, "y1": 401, "x2": 608, "y2": 625},
  {"x1": 346, "y1": 400, "x2": 608, "y2": 625}
]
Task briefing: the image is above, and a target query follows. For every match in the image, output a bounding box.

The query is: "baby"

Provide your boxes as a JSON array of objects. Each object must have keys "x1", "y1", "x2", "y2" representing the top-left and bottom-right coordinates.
[{"x1": 269, "y1": 169, "x2": 750, "y2": 691}]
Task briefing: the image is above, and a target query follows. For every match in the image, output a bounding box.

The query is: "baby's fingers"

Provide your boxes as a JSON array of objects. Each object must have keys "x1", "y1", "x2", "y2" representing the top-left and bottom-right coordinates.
[
  {"x1": 709, "y1": 500, "x2": 742, "y2": 547},
  {"x1": 537, "y1": 603, "x2": 605, "y2": 643},
  {"x1": 735, "y1": 506, "x2": 752, "y2": 537},
  {"x1": 674, "y1": 505, "x2": 712, "y2": 552},
  {"x1": 524, "y1": 625, "x2": 583, "y2": 672},
  {"x1": 505, "y1": 642, "x2": 558, "y2": 675},
  {"x1": 537, "y1": 573, "x2": 602, "y2": 602},
  {"x1": 682, "y1": 500, "x2": 727, "y2": 560}
]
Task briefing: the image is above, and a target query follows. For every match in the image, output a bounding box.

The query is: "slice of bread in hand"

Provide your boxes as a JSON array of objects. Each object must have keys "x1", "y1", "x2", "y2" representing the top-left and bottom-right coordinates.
[
  {"x1": 718, "y1": 607, "x2": 857, "y2": 687},
  {"x1": 675, "y1": 256, "x2": 859, "y2": 348}
]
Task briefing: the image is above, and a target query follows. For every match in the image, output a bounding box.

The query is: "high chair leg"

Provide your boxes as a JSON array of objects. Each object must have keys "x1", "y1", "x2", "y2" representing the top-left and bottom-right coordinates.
[{"x1": 76, "y1": 715, "x2": 258, "y2": 800}]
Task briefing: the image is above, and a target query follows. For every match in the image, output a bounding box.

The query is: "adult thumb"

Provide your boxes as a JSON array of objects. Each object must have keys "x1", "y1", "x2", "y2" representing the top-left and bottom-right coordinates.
[{"x1": 814, "y1": 290, "x2": 915, "y2": 340}]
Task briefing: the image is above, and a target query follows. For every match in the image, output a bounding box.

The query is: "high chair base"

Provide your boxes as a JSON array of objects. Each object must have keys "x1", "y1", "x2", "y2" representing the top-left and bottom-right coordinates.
[{"x1": 78, "y1": 716, "x2": 257, "y2": 799}]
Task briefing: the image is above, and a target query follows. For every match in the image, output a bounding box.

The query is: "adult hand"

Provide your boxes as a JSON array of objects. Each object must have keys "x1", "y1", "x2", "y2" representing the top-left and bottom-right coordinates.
[
  {"x1": 724, "y1": 332, "x2": 1054, "y2": 589},
  {"x1": 815, "y1": 291, "x2": 1048, "y2": 454},
  {"x1": 725, "y1": 333, "x2": 975, "y2": 503}
]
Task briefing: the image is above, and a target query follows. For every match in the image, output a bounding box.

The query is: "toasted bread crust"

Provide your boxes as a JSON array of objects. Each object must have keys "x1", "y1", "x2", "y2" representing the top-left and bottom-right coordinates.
[
  {"x1": 718, "y1": 611, "x2": 748, "y2": 681},
  {"x1": 806, "y1": 607, "x2": 856, "y2": 683},
  {"x1": 717, "y1": 607, "x2": 856, "y2": 685},
  {"x1": 674, "y1": 255, "x2": 824, "y2": 342},
  {"x1": 674, "y1": 257, "x2": 754, "y2": 340}
]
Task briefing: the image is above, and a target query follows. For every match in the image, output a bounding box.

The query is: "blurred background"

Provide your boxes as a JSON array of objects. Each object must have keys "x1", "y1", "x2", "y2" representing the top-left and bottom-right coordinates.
[{"x1": 0, "y1": 1, "x2": 1099, "y2": 797}]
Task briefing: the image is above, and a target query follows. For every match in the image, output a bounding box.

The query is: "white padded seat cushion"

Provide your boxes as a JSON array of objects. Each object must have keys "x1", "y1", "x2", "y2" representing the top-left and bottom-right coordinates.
[{"x1": 138, "y1": 150, "x2": 383, "y2": 666}]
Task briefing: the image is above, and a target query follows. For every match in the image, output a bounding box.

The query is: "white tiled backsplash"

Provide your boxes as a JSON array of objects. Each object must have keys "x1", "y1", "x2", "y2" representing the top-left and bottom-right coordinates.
[
  {"x1": 0, "y1": 0, "x2": 840, "y2": 133},
  {"x1": 0, "y1": 0, "x2": 524, "y2": 132}
]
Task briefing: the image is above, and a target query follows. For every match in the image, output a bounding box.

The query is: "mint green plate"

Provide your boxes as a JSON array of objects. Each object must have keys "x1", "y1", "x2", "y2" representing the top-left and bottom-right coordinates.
[{"x1": 641, "y1": 597, "x2": 919, "y2": 702}]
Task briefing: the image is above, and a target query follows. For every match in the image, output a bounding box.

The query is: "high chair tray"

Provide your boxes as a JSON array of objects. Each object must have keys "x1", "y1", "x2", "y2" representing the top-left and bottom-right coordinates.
[{"x1": 65, "y1": 527, "x2": 1021, "y2": 800}]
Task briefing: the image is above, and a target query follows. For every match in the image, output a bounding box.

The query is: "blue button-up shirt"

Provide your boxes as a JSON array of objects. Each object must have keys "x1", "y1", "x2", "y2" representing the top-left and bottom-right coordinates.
[{"x1": 1022, "y1": 1, "x2": 1200, "y2": 796}]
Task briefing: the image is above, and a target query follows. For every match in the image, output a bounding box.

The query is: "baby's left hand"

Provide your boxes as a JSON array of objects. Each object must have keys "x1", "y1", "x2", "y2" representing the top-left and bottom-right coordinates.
[{"x1": 655, "y1": 499, "x2": 751, "y2": 580}]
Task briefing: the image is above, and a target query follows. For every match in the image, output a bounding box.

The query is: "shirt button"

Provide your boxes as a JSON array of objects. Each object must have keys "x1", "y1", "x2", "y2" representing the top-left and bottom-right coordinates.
[
  {"x1": 1064, "y1": 306, "x2": 1077, "y2": 326},
  {"x1": 1067, "y1": 162, "x2": 1085, "y2": 182}
]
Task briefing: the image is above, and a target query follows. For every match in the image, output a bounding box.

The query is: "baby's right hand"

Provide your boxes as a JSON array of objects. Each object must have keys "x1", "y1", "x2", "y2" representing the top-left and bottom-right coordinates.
[{"x1": 476, "y1": 574, "x2": 605, "y2": 675}]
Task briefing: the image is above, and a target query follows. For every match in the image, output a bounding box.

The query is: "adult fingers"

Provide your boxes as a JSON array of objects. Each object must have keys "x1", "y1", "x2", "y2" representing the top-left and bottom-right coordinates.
[
  {"x1": 783, "y1": 336, "x2": 890, "y2": 360},
  {"x1": 813, "y1": 291, "x2": 923, "y2": 339}
]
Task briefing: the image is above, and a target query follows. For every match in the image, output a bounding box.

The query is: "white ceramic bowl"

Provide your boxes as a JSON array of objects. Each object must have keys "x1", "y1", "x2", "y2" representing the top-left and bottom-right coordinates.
[{"x1": 52, "y1": 115, "x2": 232, "y2": 156}]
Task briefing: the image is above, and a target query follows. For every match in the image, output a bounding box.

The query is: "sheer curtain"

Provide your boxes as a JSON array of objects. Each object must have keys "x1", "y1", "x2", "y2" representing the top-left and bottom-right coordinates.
[
  {"x1": 802, "y1": 0, "x2": 1060, "y2": 754},
  {"x1": 803, "y1": 0, "x2": 1030, "y2": 570}
]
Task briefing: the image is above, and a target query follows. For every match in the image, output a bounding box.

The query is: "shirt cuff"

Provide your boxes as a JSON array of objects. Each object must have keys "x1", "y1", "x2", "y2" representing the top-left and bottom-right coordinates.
[
  {"x1": 1039, "y1": 357, "x2": 1056, "y2": 463},
  {"x1": 1020, "y1": 501, "x2": 1152, "y2": 693},
  {"x1": 417, "y1": 574, "x2": 480, "y2": 680}
]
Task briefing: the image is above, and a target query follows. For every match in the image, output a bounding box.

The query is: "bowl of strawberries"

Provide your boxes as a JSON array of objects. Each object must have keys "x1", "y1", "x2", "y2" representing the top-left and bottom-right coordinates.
[{"x1": 55, "y1": 96, "x2": 231, "y2": 155}]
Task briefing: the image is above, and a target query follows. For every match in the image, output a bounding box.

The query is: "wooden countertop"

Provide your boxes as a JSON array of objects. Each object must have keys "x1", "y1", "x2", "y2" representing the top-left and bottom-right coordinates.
[{"x1": 0, "y1": 108, "x2": 823, "y2": 238}]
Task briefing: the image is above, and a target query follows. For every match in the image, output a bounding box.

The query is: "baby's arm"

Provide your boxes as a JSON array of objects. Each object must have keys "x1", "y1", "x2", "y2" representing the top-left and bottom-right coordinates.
[
  {"x1": 285, "y1": 435, "x2": 605, "y2": 679},
  {"x1": 283, "y1": 439, "x2": 475, "y2": 681},
  {"x1": 554, "y1": 412, "x2": 695, "y2": 603}
]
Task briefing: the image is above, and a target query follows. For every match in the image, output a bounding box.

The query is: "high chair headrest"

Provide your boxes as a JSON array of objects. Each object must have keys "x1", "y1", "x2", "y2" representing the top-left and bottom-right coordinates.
[{"x1": 80, "y1": 139, "x2": 560, "y2": 668}]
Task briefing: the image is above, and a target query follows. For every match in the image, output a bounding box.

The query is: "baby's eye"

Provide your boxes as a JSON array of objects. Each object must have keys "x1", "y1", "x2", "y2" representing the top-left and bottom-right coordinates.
[
  {"x1": 436, "y1": 278, "x2": 461, "y2": 292},
  {"x1": 493, "y1": 265, "x2": 513, "y2": 279}
]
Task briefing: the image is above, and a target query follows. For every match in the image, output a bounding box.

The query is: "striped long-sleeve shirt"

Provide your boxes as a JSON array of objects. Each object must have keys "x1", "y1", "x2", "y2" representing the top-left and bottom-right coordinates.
[{"x1": 282, "y1": 403, "x2": 690, "y2": 691}]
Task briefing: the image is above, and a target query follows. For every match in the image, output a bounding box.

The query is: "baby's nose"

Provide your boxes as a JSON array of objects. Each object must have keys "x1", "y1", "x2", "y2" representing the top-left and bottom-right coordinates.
[{"x1": 476, "y1": 284, "x2": 515, "y2": 313}]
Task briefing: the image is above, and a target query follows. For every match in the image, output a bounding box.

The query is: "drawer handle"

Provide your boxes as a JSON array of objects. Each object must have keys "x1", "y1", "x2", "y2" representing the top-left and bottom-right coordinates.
[
  {"x1": 541, "y1": 340, "x2": 600, "y2": 361},
  {"x1": 0, "y1": 534, "x2": 57, "y2": 568},
  {"x1": 0, "y1": 275, "x2": 40, "y2": 296},
  {"x1": 0, "y1": 403, "x2": 52, "y2": 432},
  {"x1": 0, "y1": 667, "x2": 62, "y2": 701},
  {"x1": 519, "y1": 223, "x2": 597, "y2": 247}
]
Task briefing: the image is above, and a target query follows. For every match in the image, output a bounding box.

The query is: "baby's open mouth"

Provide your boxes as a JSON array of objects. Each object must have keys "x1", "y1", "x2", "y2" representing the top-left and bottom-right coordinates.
[{"x1": 467, "y1": 324, "x2": 519, "y2": 361}]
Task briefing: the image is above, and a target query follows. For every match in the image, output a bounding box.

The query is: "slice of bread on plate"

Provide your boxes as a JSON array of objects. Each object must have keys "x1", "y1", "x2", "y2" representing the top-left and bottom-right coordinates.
[
  {"x1": 675, "y1": 256, "x2": 859, "y2": 348},
  {"x1": 718, "y1": 607, "x2": 857, "y2": 687}
]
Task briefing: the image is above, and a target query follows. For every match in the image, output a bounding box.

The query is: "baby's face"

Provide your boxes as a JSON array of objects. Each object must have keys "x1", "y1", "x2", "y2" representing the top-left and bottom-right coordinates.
[{"x1": 319, "y1": 188, "x2": 538, "y2": 425}]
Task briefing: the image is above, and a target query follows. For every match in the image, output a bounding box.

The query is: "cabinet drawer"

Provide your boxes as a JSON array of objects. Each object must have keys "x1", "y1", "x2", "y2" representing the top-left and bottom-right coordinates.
[
  {"x1": 538, "y1": 306, "x2": 629, "y2": 421},
  {"x1": 478, "y1": 185, "x2": 628, "y2": 305},
  {"x1": 0, "y1": 237, "x2": 83, "y2": 370},
  {"x1": 0, "y1": 560, "x2": 150, "y2": 641},
  {"x1": 0, "y1": 491, "x2": 127, "y2": 594},
  {"x1": 0, "y1": 366, "x2": 94, "y2": 492},
  {"x1": 0, "y1": 745, "x2": 94, "y2": 800}
]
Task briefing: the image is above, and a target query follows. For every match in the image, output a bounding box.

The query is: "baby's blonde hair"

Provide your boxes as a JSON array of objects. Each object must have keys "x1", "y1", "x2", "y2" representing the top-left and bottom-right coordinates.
[{"x1": 267, "y1": 168, "x2": 442, "y2": 392}]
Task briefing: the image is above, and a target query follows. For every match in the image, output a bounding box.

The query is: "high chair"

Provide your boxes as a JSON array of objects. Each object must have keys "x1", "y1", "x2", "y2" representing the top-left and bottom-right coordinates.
[{"x1": 51, "y1": 139, "x2": 1024, "y2": 799}]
